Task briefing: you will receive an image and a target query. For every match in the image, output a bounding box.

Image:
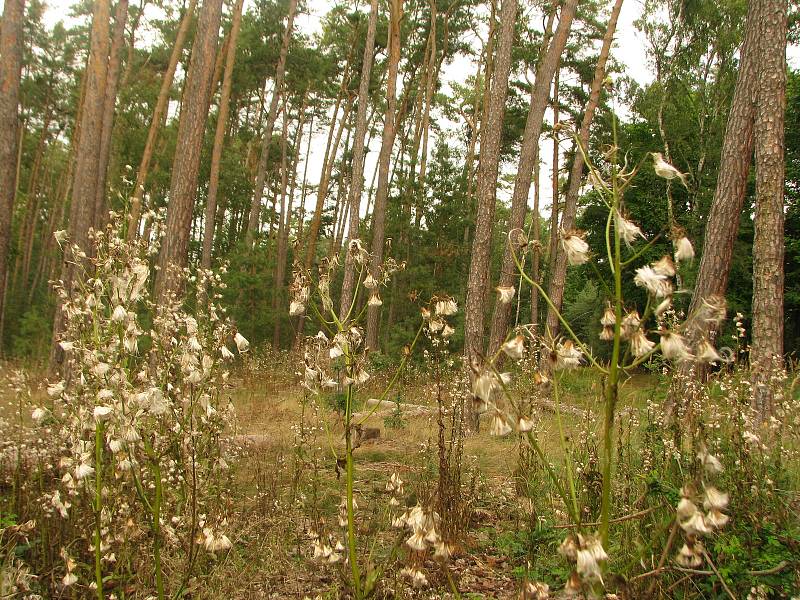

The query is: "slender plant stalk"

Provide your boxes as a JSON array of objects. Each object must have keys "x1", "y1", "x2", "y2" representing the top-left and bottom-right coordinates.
[
  {"x1": 94, "y1": 422, "x2": 105, "y2": 600},
  {"x1": 152, "y1": 459, "x2": 165, "y2": 600},
  {"x1": 553, "y1": 378, "x2": 581, "y2": 523},
  {"x1": 343, "y1": 352, "x2": 362, "y2": 597},
  {"x1": 600, "y1": 125, "x2": 623, "y2": 546}
]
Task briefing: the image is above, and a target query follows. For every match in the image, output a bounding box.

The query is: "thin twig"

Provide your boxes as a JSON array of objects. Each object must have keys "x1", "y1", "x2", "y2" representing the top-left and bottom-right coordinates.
[
  {"x1": 702, "y1": 550, "x2": 738, "y2": 600},
  {"x1": 635, "y1": 559, "x2": 790, "y2": 582},
  {"x1": 665, "y1": 574, "x2": 693, "y2": 593},
  {"x1": 646, "y1": 520, "x2": 679, "y2": 596},
  {"x1": 552, "y1": 506, "x2": 659, "y2": 529},
  {"x1": 748, "y1": 561, "x2": 789, "y2": 576}
]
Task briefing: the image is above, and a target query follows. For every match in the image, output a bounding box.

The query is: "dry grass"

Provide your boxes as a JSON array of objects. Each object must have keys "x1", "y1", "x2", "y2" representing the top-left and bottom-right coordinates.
[
  {"x1": 0, "y1": 360, "x2": 663, "y2": 598},
  {"x1": 195, "y1": 365, "x2": 659, "y2": 598}
]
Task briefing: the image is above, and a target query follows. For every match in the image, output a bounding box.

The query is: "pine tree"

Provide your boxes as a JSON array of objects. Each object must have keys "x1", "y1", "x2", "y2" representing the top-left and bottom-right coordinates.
[
  {"x1": 338, "y1": 0, "x2": 380, "y2": 318},
  {"x1": 155, "y1": 0, "x2": 223, "y2": 301},
  {"x1": 365, "y1": 0, "x2": 403, "y2": 350},
  {"x1": 0, "y1": 0, "x2": 25, "y2": 351},
  {"x1": 128, "y1": 0, "x2": 198, "y2": 239},
  {"x1": 486, "y1": 0, "x2": 578, "y2": 357},
  {"x1": 545, "y1": 0, "x2": 624, "y2": 337},
  {"x1": 463, "y1": 0, "x2": 518, "y2": 428},
  {"x1": 245, "y1": 0, "x2": 298, "y2": 245},
  {"x1": 202, "y1": 0, "x2": 245, "y2": 269},
  {"x1": 52, "y1": 0, "x2": 111, "y2": 368},
  {"x1": 751, "y1": 0, "x2": 788, "y2": 418}
]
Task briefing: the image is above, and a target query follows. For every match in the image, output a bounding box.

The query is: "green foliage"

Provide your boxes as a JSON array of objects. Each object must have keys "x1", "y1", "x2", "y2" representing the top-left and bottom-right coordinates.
[
  {"x1": 491, "y1": 526, "x2": 571, "y2": 586},
  {"x1": 11, "y1": 309, "x2": 51, "y2": 360},
  {"x1": 383, "y1": 395, "x2": 407, "y2": 429}
]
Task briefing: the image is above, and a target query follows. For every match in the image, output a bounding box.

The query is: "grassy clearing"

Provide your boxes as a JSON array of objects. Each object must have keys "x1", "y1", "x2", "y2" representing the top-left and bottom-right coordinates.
[
  {"x1": 203, "y1": 366, "x2": 654, "y2": 597},
  {"x1": 2, "y1": 360, "x2": 799, "y2": 598}
]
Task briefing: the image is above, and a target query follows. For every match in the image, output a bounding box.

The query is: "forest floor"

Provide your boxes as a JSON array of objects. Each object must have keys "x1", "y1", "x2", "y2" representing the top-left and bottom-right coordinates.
[
  {"x1": 202, "y1": 365, "x2": 660, "y2": 599},
  {"x1": 5, "y1": 360, "x2": 798, "y2": 597}
]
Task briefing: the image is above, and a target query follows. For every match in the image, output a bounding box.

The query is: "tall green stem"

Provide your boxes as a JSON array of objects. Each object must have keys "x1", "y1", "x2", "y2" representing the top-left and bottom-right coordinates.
[
  {"x1": 94, "y1": 422, "x2": 105, "y2": 600},
  {"x1": 153, "y1": 460, "x2": 165, "y2": 600},
  {"x1": 600, "y1": 127, "x2": 623, "y2": 547},
  {"x1": 553, "y1": 378, "x2": 581, "y2": 523},
  {"x1": 344, "y1": 350, "x2": 362, "y2": 597}
]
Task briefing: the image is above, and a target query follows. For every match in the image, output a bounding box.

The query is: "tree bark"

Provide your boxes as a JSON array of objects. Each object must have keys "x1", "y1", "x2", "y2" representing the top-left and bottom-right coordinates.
[
  {"x1": 338, "y1": 0, "x2": 380, "y2": 319},
  {"x1": 365, "y1": 0, "x2": 403, "y2": 350},
  {"x1": 128, "y1": 0, "x2": 198, "y2": 240},
  {"x1": 155, "y1": 0, "x2": 223, "y2": 302},
  {"x1": 684, "y1": 0, "x2": 762, "y2": 322},
  {"x1": 51, "y1": 0, "x2": 111, "y2": 368},
  {"x1": 545, "y1": 69, "x2": 560, "y2": 309},
  {"x1": 545, "y1": 0, "x2": 624, "y2": 336},
  {"x1": 751, "y1": 0, "x2": 787, "y2": 419},
  {"x1": 245, "y1": 0, "x2": 298, "y2": 245},
  {"x1": 94, "y1": 0, "x2": 129, "y2": 228},
  {"x1": 530, "y1": 152, "x2": 541, "y2": 325},
  {"x1": 0, "y1": 0, "x2": 24, "y2": 347},
  {"x1": 118, "y1": 0, "x2": 146, "y2": 92},
  {"x1": 295, "y1": 108, "x2": 314, "y2": 245},
  {"x1": 486, "y1": 0, "x2": 577, "y2": 356},
  {"x1": 17, "y1": 96, "x2": 53, "y2": 289},
  {"x1": 201, "y1": 0, "x2": 244, "y2": 269},
  {"x1": 272, "y1": 107, "x2": 292, "y2": 348},
  {"x1": 305, "y1": 91, "x2": 354, "y2": 267},
  {"x1": 416, "y1": 0, "x2": 437, "y2": 195},
  {"x1": 463, "y1": 0, "x2": 518, "y2": 428}
]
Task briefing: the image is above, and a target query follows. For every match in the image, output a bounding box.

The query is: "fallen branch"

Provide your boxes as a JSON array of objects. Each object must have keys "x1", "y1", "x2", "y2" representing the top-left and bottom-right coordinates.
[{"x1": 633, "y1": 560, "x2": 789, "y2": 585}]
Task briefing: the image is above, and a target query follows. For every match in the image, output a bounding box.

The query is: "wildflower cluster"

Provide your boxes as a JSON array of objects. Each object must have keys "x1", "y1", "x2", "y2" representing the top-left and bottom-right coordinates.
[
  {"x1": 309, "y1": 527, "x2": 344, "y2": 565},
  {"x1": 392, "y1": 495, "x2": 450, "y2": 589},
  {"x1": 422, "y1": 295, "x2": 458, "y2": 340},
  {"x1": 558, "y1": 533, "x2": 609, "y2": 593},
  {"x1": 290, "y1": 239, "x2": 423, "y2": 597},
  {"x1": 675, "y1": 447, "x2": 729, "y2": 568},
  {"x1": 37, "y1": 214, "x2": 243, "y2": 596},
  {"x1": 482, "y1": 139, "x2": 730, "y2": 595},
  {"x1": 0, "y1": 518, "x2": 38, "y2": 598}
]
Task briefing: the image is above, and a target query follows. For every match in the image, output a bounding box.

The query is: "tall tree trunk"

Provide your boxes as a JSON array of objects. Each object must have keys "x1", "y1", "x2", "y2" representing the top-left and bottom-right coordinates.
[
  {"x1": 17, "y1": 99, "x2": 53, "y2": 289},
  {"x1": 416, "y1": 0, "x2": 437, "y2": 194},
  {"x1": 291, "y1": 109, "x2": 316, "y2": 348},
  {"x1": 338, "y1": 0, "x2": 379, "y2": 319},
  {"x1": 51, "y1": 0, "x2": 111, "y2": 370},
  {"x1": 128, "y1": 0, "x2": 197, "y2": 239},
  {"x1": 546, "y1": 69, "x2": 560, "y2": 301},
  {"x1": 685, "y1": 0, "x2": 762, "y2": 327},
  {"x1": 94, "y1": 0, "x2": 129, "y2": 228},
  {"x1": 0, "y1": 0, "x2": 25, "y2": 350},
  {"x1": 486, "y1": 0, "x2": 577, "y2": 356},
  {"x1": 154, "y1": 0, "x2": 223, "y2": 301},
  {"x1": 118, "y1": 0, "x2": 146, "y2": 92},
  {"x1": 295, "y1": 95, "x2": 353, "y2": 347},
  {"x1": 271, "y1": 109, "x2": 291, "y2": 348},
  {"x1": 530, "y1": 153, "x2": 541, "y2": 325},
  {"x1": 38, "y1": 133, "x2": 76, "y2": 300},
  {"x1": 304, "y1": 92, "x2": 354, "y2": 267},
  {"x1": 201, "y1": 0, "x2": 244, "y2": 269},
  {"x1": 295, "y1": 108, "x2": 314, "y2": 244},
  {"x1": 751, "y1": 0, "x2": 787, "y2": 420},
  {"x1": 661, "y1": 0, "x2": 768, "y2": 417},
  {"x1": 365, "y1": 0, "x2": 403, "y2": 350},
  {"x1": 330, "y1": 121, "x2": 354, "y2": 257},
  {"x1": 460, "y1": 34, "x2": 490, "y2": 249},
  {"x1": 245, "y1": 0, "x2": 298, "y2": 245},
  {"x1": 333, "y1": 176, "x2": 351, "y2": 257},
  {"x1": 463, "y1": 0, "x2": 519, "y2": 428},
  {"x1": 545, "y1": 0, "x2": 624, "y2": 336}
]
